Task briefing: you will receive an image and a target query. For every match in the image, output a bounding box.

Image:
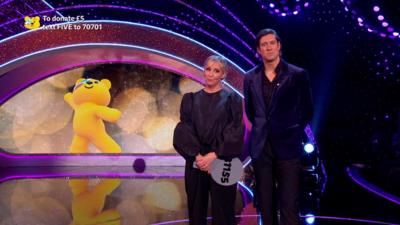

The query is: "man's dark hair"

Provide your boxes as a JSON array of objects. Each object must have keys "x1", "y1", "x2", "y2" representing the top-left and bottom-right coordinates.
[{"x1": 255, "y1": 28, "x2": 281, "y2": 49}]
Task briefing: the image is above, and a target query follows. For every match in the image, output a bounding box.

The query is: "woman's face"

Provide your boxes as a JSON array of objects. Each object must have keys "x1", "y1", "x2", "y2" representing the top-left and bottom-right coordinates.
[{"x1": 204, "y1": 60, "x2": 225, "y2": 88}]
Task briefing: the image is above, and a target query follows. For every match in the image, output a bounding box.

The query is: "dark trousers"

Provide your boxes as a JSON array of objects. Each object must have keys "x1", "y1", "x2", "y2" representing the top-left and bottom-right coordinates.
[
  {"x1": 185, "y1": 162, "x2": 237, "y2": 225},
  {"x1": 252, "y1": 140, "x2": 301, "y2": 225}
]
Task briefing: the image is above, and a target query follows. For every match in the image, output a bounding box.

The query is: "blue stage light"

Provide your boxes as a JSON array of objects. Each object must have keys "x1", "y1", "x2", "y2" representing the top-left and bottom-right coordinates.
[
  {"x1": 304, "y1": 143, "x2": 315, "y2": 153},
  {"x1": 305, "y1": 214, "x2": 315, "y2": 224}
]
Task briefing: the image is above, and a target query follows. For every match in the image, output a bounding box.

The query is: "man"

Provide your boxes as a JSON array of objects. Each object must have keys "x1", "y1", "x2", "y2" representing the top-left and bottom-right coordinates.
[{"x1": 244, "y1": 28, "x2": 313, "y2": 225}]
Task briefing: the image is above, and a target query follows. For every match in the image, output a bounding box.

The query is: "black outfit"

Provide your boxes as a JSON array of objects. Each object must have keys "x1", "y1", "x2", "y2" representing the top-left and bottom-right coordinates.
[
  {"x1": 173, "y1": 89, "x2": 244, "y2": 225},
  {"x1": 244, "y1": 59, "x2": 313, "y2": 225}
]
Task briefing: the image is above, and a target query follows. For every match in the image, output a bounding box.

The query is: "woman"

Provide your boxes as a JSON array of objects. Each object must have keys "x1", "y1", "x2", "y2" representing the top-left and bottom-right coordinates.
[{"x1": 173, "y1": 55, "x2": 244, "y2": 225}]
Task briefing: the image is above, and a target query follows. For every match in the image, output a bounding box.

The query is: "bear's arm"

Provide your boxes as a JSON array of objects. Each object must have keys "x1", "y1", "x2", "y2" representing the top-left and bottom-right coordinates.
[
  {"x1": 64, "y1": 92, "x2": 77, "y2": 110},
  {"x1": 95, "y1": 106, "x2": 121, "y2": 122}
]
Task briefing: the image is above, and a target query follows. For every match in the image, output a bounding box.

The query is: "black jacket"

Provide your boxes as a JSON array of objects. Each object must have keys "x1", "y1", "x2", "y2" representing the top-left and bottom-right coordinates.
[{"x1": 244, "y1": 60, "x2": 313, "y2": 160}]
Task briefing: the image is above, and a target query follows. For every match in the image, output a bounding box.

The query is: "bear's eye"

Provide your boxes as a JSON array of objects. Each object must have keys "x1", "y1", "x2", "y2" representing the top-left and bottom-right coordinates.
[{"x1": 95, "y1": 81, "x2": 99, "y2": 84}]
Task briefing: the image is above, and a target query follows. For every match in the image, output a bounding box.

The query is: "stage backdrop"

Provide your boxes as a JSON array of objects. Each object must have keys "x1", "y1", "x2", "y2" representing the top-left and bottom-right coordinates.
[{"x1": 0, "y1": 63, "x2": 205, "y2": 154}]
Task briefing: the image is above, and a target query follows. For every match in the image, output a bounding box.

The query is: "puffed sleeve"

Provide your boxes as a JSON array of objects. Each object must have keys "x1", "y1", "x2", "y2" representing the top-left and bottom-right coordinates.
[
  {"x1": 215, "y1": 93, "x2": 245, "y2": 159},
  {"x1": 173, "y1": 93, "x2": 200, "y2": 160}
]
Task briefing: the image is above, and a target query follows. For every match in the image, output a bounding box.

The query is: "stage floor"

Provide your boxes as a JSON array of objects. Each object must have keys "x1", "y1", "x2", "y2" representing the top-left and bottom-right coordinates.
[{"x1": 0, "y1": 165, "x2": 399, "y2": 225}]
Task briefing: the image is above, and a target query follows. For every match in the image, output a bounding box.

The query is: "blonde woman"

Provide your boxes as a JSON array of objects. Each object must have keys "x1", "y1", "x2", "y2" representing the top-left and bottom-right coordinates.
[{"x1": 174, "y1": 55, "x2": 244, "y2": 225}]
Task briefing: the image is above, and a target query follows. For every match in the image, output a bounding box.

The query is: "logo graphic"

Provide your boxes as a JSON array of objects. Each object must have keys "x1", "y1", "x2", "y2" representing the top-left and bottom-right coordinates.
[{"x1": 24, "y1": 16, "x2": 41, "y2": 29}]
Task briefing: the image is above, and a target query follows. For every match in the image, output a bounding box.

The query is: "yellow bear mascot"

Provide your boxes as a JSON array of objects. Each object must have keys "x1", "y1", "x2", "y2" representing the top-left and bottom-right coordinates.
[
  {"x1": 64, "y1": 78, "x2": 122, "y2": 153},
  {"x1": 24, "y1": 16, "x2": 41, "y2": 29},
  {"x1": 69, "y1": 179, "x2": 121, "y2": 225}
]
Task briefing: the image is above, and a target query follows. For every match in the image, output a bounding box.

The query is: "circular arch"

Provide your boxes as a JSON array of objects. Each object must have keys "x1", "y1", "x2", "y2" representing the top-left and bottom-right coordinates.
[{"x1": 0, "y1": 21, "x2": 245, "y2": 105}]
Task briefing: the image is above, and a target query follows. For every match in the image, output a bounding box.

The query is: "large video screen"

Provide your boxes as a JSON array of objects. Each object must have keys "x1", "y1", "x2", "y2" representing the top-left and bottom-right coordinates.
[{"x1": 0, "y1": 63, "x2": 203, "y2": 154}]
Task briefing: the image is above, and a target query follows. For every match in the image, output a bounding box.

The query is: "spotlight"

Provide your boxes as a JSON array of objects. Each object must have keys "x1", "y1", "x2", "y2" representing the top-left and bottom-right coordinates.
[
  {"x1": 305, "y1": 214, "x2": 315, "y2": 224},
  {"x1": 304, "y1": 143, "x2": 315, "y2": 153}
]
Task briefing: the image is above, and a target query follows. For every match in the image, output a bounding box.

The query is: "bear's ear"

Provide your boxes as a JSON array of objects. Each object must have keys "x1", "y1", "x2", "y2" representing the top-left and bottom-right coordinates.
[
  {"x1": 101, "y1": 79, "x2": 111, "y2": 89},
  {"x1": 34, "y1": 16, "x2": 40, "y2": 21},
  {"x1": 24, "y1": 16, "x2": 30, "y2": 22},
  {"x1": 75, "y1": 78, "x2": 85, "y2": 85}
]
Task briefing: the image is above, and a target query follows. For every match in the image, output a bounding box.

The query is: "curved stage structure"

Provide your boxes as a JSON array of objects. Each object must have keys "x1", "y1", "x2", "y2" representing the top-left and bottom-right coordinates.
[{"x1": 0, "y1": 21, "x2": 245, "y2": 105}]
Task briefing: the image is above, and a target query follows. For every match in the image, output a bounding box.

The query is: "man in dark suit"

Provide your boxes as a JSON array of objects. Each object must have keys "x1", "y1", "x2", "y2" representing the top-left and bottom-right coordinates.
[{"x1": 244, "y1": 28, "x2": 313, "y2": 225}]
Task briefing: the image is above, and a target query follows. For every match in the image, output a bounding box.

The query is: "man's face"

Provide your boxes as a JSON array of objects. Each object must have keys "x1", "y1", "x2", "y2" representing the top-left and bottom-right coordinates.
[{"x1": 257, "y1": 34, "x2": 281, "y2": 63}]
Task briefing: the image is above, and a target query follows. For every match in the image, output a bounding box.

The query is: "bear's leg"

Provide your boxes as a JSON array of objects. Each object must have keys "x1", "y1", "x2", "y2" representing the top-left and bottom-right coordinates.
[
  {"x1": 91, "y1": 132, "x2": 121, "y2": 153},
  {"x1": 70, "y1": 135, "x2": 89, "y2": 153},
  {"x1": 92, "y1": 209, "x2": 121, "y2": 224}
]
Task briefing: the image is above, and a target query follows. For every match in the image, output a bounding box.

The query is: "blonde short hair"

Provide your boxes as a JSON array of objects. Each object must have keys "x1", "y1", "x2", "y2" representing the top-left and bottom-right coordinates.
[{"x1": 203, "y1": 55, "x2": 228, "y2": 78}]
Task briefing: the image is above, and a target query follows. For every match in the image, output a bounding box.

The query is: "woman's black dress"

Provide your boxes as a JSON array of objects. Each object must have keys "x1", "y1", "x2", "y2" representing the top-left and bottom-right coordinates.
[{"x1": 173, "y1": 89, "x2": 244, "y2": 225}]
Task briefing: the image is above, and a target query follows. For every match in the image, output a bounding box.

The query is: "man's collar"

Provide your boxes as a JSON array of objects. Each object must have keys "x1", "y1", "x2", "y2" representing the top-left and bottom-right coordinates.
[{"x1": 259, "y1": 58, "x2": 287, "y2": 75}]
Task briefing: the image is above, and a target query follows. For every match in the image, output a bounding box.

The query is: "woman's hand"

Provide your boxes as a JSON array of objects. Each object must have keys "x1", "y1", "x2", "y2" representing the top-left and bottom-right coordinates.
[{"x1": 195, "y1": 152, "x2": 217, "y2": 173}]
